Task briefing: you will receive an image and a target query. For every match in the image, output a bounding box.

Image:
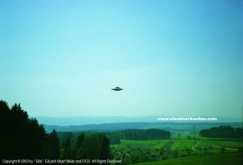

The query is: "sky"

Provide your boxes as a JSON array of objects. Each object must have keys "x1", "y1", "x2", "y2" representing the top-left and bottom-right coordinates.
[{"x1": 0, "y1": 0, "x2": 243, "y2": 120}]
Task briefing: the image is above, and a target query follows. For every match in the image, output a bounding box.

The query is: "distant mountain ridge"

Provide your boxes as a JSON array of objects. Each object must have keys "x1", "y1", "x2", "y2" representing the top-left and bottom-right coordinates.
[
  {"x1": 34, "y1": 116, "x2": 242, "y2": 133},
  {"x1": 35, "y1": 116, "x2": 242, "y2": 126},
  {"x1": 36, "y1": 116, "x2": 158, "y2": 126},
  {"x1": 42, "y1": 121, "x2": 242, "y2": 133}
]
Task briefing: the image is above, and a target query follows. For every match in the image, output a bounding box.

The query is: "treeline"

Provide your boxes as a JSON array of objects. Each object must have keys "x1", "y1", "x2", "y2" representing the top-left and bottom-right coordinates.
[
  {"x1": 105, "y1": 134, "x2": 121, "y2": 144},
  {"x1": 199, "y1": 125, "x2": 243, "y2": 138},
  {"x1": 117, "y1": 129, "x2": 171, "y2": 140},
  {"x1": 77, "y1": 129, "x2": 171, "y2": 144},
  {"x1": 0, "y1": 100, "x2": 111, "y2": 161},
  {"x1": 61, "y1": 132, "x2": 112, "y2": 160},
  {"x1": 61, "y1": 128, "x2": 171, "y2": 146}
]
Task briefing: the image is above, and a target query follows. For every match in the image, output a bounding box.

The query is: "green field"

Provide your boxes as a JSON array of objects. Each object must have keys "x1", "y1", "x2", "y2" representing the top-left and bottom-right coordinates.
[
  {"x1": 133, "y1": 152, "x2": 242, "y2": 165},
  {"x1": 111, "y1": 138, "x2": 242, "y2": 164},
  {"x1": 116, "y1": 138, "x2": 241, "y2": 152},
  {"x1": 118, "y1": 139, "x2": 170, "y2": 149}
]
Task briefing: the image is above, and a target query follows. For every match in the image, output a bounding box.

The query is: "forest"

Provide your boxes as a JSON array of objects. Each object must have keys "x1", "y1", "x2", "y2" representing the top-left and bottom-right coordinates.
[
  {"x1": 0, "y1": 100, "x2": 111, "y2": 161},
  {"x1": 117, "y1": 129, "x2": 171, "y2": 140},
  {"x1": 199, "y1": 125, "x2": 242, "y2": 138}
]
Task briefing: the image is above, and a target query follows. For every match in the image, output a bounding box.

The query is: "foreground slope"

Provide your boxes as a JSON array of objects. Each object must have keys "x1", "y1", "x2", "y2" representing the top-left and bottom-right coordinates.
[{"x1": 134, "y1": 152, "x2": 242, "y2": 165}]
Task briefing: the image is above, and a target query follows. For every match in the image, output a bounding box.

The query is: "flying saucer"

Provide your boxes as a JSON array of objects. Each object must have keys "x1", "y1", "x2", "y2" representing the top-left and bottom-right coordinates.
[{"x1": 111, "y1": 87, "x2": 123, "y2": 91}]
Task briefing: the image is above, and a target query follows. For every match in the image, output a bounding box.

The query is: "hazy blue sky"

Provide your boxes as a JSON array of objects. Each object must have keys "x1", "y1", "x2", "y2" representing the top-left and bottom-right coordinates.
[{"x1": 1, "y1": 0, "x2": 242, "y2": 119}]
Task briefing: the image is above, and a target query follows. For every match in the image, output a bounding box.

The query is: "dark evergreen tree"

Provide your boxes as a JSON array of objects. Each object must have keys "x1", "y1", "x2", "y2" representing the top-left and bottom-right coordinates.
[
  {"x1": 75, "y1": 133, "x2": 112, "y2": 162},
  {"x1": 76, "y1": 132, "x2": 85, "y2": 159},
  {"x1": 61, "y1": 132, "x2": 75, "y2": 159},
  {"x1": 0, "y1": 100, "x2": 11, "y2": 159},
  {"x1": 62, "y1": 138, "x2": 72, "y2": 158},
  {"x1": 48, "y1": 129, "x2": 60, "y2": 158},
  {"x1": 100, "y1": 134, "x2": 112, "y2": 160}
]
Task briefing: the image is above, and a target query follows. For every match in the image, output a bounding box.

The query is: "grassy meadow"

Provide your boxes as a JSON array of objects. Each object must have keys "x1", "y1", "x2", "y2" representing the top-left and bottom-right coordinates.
[
  {"x1": 111, "y1": 135, "x2": 242, "y2": 165},
  {"x1": 114, "y1": 137, "x2": 241, "y2": 152}
]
